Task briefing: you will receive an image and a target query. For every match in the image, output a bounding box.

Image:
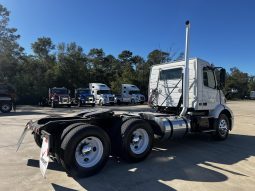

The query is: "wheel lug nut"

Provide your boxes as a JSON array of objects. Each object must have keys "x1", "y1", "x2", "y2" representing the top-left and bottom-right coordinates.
[
  {"x1": 93, "y1": 147, "x2": 97, "y2": 151},
  {"x1": 84, "y1": 158, "x2": 89, "y2": 162}
]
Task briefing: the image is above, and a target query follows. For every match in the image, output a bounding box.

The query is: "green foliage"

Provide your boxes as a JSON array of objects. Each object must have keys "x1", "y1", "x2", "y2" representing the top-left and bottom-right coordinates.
[
  {"x1": 0, "y1": 4, "x2": 23, "y2": 83},
  {"x1": 225, "y1": 67, "x2": 250, "y2": 99},
  {"x1": 31, "y1": 37, "x2": 55, "y2": 60},
  {"x1": 1, "y1": 3, "x2": 254, "y2": 103}
]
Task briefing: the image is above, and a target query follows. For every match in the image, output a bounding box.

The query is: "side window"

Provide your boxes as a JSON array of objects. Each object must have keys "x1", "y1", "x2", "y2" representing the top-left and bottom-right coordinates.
[
  {"x1": 160, "y1": 68, "x2": 182, "y2": 80},
  {"x1": 203, "y1": 68, "x2": 216, "y2": 89}
]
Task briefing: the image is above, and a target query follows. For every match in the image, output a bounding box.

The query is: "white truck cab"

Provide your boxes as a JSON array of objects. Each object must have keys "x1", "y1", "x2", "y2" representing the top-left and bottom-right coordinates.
[
  {"x1": 148, "y1": 57, "x2": 233, "y2": 130},
  {"x1": 121, "y1": 84, "x2": 145, "y2": 104},
  {"x1": 149, "y1": 58, "x2": 227, "y2": 111},
  {"x1": 89, "y1": 83, "x2": 115, "y2": 105}
]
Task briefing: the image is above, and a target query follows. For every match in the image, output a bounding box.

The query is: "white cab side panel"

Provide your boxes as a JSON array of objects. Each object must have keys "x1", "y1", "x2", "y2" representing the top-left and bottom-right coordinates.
[{"x1": 149, "y1": 58, "x2": 199, "y2": 109}]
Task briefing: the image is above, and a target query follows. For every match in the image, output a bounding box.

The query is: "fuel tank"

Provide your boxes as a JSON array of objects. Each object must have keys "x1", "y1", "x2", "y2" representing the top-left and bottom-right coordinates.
[{"x1": 140, "y1": 113, "x2": 190, "y2": 141}]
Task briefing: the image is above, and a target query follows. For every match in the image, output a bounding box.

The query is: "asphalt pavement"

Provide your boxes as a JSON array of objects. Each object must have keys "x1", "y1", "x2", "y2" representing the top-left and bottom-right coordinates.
[{"x1": 0, "y1": 101, "x2": 255, "y2": 191}]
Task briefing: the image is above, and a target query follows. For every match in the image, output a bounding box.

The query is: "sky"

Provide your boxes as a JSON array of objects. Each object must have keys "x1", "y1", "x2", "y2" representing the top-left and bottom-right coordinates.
[{"x1": 1, "y1": 0, "x2": 255, "y2": 75}]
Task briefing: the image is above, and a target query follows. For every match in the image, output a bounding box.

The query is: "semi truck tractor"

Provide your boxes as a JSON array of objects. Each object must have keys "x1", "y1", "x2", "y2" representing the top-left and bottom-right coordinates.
[
  {"x1": 89, "y1": 83, "x2": 115, "y2": 106},
  {"x1": 49, "y1": 87, "x2": 71, "y2": 108},
  {"x1": 17, "y1": 21, "x2": 234, "y2": 178},
  {"x1": 115, "y1": 84, "x2": 145, "y2": 104},
  {"x1": 72, "y1": 88, "x2": 95, "y2": 107}
]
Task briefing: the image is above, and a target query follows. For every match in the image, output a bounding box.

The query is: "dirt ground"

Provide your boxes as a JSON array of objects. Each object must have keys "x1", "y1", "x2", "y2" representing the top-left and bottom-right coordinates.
[{"x1": 0, "y1": 101, "x2": 255, "y2": 191}]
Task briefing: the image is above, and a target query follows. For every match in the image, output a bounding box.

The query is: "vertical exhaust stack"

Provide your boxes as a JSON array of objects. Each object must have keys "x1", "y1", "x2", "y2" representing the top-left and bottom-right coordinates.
[{"x1": 180, "y1": 21, "x2": 190, "y2": 117}]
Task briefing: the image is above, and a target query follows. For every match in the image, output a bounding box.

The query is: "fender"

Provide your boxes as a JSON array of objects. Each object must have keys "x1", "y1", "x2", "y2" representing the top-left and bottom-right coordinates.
[{"x1": 209, "y1": 104, "x2": 234, "y2": 130}]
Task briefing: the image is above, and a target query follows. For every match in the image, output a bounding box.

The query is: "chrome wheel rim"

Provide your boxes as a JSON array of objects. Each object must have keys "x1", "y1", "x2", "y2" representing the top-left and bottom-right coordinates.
[
  {"x1": 219, "y1": 119, "x2": 228, "y2": 136},
  {"x1": 75, "y1": 137, "x2": 103, "y2": 168},
  {"x1": 130, "y1": 128, "x2": 149, "y2": 154}
]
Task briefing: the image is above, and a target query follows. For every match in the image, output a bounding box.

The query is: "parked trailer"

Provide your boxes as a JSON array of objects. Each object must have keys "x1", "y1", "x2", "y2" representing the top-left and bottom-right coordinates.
[
  {"x1": 17, "y1": 21, "x2": 234, "y2": 178},
  {"x1": 115, "y1": 84, "x2": 145, "y2": 104}
]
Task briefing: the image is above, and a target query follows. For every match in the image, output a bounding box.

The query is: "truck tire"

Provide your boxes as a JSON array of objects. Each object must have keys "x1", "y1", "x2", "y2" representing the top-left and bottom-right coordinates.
[
  {"x1": 54, "y1": 123, "x2": 86, "y2": 164},
  {"x1": 60, "y1": 124, "x2": 110, "y2": 177},
  {"x1": 0, "y1": 102, "x2": 12, "y2": 113},
  {"x1": 213, "y1": 114, "x2": 230, "y2": 140},
  {"x1": 34, "y1": 133, "x2": 42, "y2": 148},
  {"x1": 119, "y1": 118, "x2": 154, "y2": 162}
]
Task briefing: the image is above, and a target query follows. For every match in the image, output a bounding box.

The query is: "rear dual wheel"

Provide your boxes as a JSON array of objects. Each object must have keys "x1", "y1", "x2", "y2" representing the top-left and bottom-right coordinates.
[
  {"x1": 116, "y1": 118, "x2": 154, "y2": 162},
  {"x1": 59, "y1": 124, "x2": 110, "y2": 177}
]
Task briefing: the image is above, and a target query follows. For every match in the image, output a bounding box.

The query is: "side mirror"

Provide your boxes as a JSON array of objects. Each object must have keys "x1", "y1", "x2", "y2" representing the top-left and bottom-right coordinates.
[{"x1": 219, "y1": 69, "x2": 226, "y2": 89}]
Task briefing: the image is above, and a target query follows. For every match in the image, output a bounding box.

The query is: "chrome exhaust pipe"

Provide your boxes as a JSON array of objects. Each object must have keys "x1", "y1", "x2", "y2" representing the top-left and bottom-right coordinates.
[{"x1": 180, "y1": 20, "x2": 190, "y2": 117}]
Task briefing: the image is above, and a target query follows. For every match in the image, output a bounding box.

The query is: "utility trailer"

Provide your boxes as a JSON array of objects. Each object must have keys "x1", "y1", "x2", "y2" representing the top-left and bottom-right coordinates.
[{"x1": 17, "y1": 21, "x2": 234, "y2": 178}]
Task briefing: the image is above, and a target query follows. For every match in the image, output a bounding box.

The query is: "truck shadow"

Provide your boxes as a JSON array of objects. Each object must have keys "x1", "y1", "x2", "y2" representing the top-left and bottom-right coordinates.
[
  {"x1": 27, "y1": 133, "x2": 255, "y2": 191},
  {"x1": 74, "y1": 133, "x2": 255, "y2": 191}
]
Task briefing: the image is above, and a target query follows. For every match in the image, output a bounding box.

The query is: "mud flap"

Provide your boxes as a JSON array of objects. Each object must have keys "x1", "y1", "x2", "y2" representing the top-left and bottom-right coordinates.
[{"x1": 40, "y1": 130, "x2": 51, "y2": 178}]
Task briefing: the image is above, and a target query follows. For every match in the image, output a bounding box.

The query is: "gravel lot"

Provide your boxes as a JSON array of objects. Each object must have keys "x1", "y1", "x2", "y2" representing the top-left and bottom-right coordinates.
[{"x1": 0, "y1": 101, "x2": 255, "y2": 191}]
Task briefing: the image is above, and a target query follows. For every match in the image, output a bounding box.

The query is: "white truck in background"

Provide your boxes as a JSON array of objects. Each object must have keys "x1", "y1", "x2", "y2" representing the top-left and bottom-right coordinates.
[
  {"x1": 18, "y1": 21, "x2": 234, "y2": 178},
  {"x1": 250, "y1": 91, "x2": 255, "y2": 99},
  {"x1": 115, "y1": 84, "x2": 145, "y2": 104},
  {"x1": 89, "y1": 83, "x2": 115, "y2": 106}
]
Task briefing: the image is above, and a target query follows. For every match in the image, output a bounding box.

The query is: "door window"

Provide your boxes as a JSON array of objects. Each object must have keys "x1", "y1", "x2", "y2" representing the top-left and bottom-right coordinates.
[{"x1": 203, "y1": 68, "x2": 216, "y2": 89}]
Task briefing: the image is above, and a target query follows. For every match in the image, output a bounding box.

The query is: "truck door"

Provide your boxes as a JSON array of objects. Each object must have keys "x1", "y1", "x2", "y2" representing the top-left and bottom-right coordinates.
[
  {"x1": 202, "y1": 67, "x2": 219, "y2": 110},
  {"x1": 157, "y1": 67, "x2": 183, "y2": 107}
]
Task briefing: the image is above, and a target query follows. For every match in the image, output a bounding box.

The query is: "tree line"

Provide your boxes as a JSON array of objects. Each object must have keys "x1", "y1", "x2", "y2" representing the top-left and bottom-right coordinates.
[{"x1": 0, "y1": 4, "x2": 254, "y2": 104}]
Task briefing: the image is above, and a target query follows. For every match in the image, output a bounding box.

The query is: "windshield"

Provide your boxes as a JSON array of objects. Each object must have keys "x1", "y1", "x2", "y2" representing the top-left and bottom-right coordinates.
[
  {"x1": 52, "y1": 88, "x2": 68, "y2": 94},
  {"x1": 78, "y1": 89, "x2": 90, "y2": 94},
  {"x1": 129, "y1": 90, "x2": 140, "y2": 94},
  {"x1": 97, "y1": 90, "x2": 111, "y2": 94}
]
